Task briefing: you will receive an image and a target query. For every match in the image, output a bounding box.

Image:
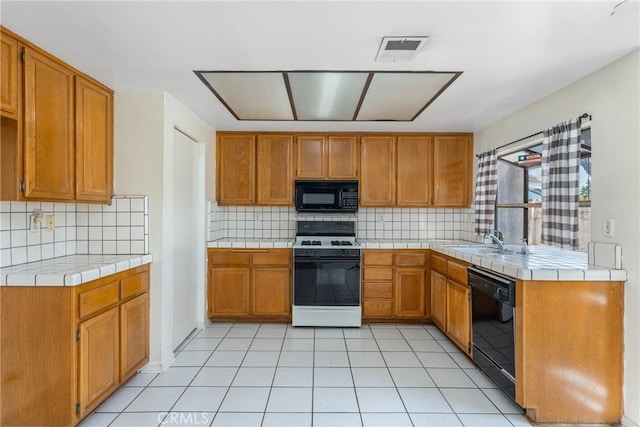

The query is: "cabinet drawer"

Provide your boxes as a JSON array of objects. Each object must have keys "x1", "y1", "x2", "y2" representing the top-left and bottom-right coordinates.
[
  {"x1": 395, "y1": 252, "x2": 426, "y2": 267},
  {"x1": 431, "y1": 253, "x2": 447, "y2": 274},
  {"x1": 363, "y1": 300, "x2": 393, "y2": 318},
  {"x1": 363, "y1": 267, "x2": 393, "y2": 281},
  {"x1": 363, "y1": 251, "x2": 393, "y2": 266},
  {"x1": 363, "y1": 282, "x2": 392, "y2": 299},
  {"x1": 121, "y1": 272, "x2": 149, "y2": 299},
  {"x1": 209, "y1": 251, "x2": 251, "y2": 266},
  {"x1": 447, "y1": 260, "x2": 468, "y2": 285},
  {"x1": 252, "y1": 252, "x2": 290, "y2": 266},
  {"x1": 78, "y1": 281, "x2": 119, "y2": 319}
]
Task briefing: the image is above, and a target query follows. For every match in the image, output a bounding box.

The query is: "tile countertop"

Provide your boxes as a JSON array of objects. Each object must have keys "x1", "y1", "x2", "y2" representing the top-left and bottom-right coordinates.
[
  {"x1": 0, "y1": 254, "x2": 153, "y2": 287},
  {"x1": 428, "y1": 241, "x2": 626, "y2": 282},
  {"x1": 207, "y1": 238, "x2": 626, "y2": 281},
  {"x1": 208, "y1": 238, "x2": 295, "y2": 249}
]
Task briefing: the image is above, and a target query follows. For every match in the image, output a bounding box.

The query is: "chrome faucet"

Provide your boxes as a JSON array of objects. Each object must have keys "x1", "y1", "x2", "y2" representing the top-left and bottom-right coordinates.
[{"x1": 485, "y1": 230, "x2": 505, "y2": 253}]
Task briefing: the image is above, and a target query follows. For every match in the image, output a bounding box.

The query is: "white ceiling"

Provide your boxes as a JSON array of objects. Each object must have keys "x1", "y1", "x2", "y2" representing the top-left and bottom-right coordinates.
[{"x1": 1, "y1": 1, "x2": 638, "y2": 133}]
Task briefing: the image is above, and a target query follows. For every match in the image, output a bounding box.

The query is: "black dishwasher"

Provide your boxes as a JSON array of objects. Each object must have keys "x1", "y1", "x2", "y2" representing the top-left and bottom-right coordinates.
[{"x1": 468, "y1": 266, "x2": 517, "y2": 400}]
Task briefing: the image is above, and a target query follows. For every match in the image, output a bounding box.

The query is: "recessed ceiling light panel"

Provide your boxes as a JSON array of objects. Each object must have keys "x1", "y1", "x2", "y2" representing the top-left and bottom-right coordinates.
[
  {"x1": 357, "y1": 72, "x2": 459, "y2": 121},
  {"x1": 375, "y1": 36, "x2": 428, "y2": 62},
  {"x1": 199, "y1": 72, "x2": 293, "y2": 120},
  {"x1": 287, "y1": 72, "x2": 369, "y2": 120}
]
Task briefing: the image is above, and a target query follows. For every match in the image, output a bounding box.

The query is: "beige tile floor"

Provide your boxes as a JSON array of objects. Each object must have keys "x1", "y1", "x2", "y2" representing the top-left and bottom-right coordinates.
[{"x1": 80, "y1": 322, "x2": 531, "y2": 427}]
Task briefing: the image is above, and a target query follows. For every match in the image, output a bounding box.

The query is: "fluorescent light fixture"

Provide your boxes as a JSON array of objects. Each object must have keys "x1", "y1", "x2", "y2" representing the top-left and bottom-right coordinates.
[
  {"x1": 288, "y1": 72, "x2": 368, "y2": 120},
  {"x1": 194, "y1": 70, "x2": 462, "y2": 121},
  {"x1": 200, "y1": 72, "x2": 293, "y2": 120},
  {"x1": 357, "y1": 72, "x2": 459, "y2": 121}
]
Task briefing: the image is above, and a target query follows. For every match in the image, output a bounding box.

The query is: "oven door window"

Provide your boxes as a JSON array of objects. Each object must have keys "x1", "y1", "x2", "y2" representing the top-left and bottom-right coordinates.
[
  {"x1": 294, "y1": 258, "x2": 360, "y2": 306},
  {"x1": 471, "y1": 289, "x2": 515, "y2": 378}
]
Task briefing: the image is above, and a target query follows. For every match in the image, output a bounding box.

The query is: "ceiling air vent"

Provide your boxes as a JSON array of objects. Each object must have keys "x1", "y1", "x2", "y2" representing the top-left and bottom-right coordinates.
[{"x1": 375, "y1": 36, "x2": 428, "y2": 62}]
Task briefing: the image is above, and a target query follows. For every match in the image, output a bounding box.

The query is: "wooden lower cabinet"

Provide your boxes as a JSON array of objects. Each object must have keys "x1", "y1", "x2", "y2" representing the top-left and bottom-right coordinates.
[
  {"x1": 0, "y1": 264, "x2": 150, "y2": 426},
  {"x1": 120, "y1": 293, "x2": 149, "y2": 381},
  {"x1": 252, "y1": 267, "x2": 291, "y2": 316},
  {"x1": 516, "y1": 279, "x2": 624, "y2": 424},
  {"x1": 395, "y1": 268, "x2": 426, "y2": 318},
  {"x1": 78, "y1": 307, "x2": 120, "y2": 415},
  {"x1": 430, "y1": 270, "x2": 447, "y2": 330},
  {"x1": 430, "y1": 252, "x2": 471, "y2": 354},
  {"x1": 362, "y1": 250, "x2": 427, "y2": 321},
  {"x1": 208, "y1": 249, "x2": 291, "y2": 321},
  {"x1": 209, "y1": 268, "x2": 250, "y2": 316},
  {"x1": 445, "y1": 279, "x2": 470, "y2": 353}
]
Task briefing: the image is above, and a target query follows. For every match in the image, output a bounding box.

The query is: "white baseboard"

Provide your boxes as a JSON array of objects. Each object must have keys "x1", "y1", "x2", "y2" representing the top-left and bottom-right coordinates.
[{"x1": 138, "y1": 361, "x2": 163, "y2": 374}]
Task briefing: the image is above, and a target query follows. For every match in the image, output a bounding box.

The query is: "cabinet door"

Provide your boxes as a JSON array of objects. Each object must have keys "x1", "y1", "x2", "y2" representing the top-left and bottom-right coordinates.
[
  {"x1": 327, "y1": 136, "x2": 358, "y2": 179},
  {"x1": 78, "y1": 307, "x2": 119, "y2": 416},
  {"x1": 433, "y1": 135, "x2": 471, "y2": 207},
  {"x1": 251, "y1": 267, "x2": 291, "y2": 317},
  {"x1": 395, "y1": 267, "x2": 426, "y2": 318},
  {"x1": 446, "y1": 280, "x2": 471, "y2": 354},
  {"x1": 397, "y1": 136, "x2": 432, "y2": 206},
  {"x1": 360, "y1": 136, "x2": 396, "y2": 206},
  {"x1": 209, "y1": 267, "x2": 250, "y2": 316},
  {"x1": 120, "y1": 294, "x2": 149, "y2": 382},
  {"x1": 256, "y1": 134, "x2": 293, "y2": 205},
  {"x1": 0, "y1": 31, "x2": 19, "y2": 117},
  {"x1": 217, "y1": 134, "x2": 255, "y2": 205},
  {"x1": 76, "y1": 77, "x2": 113, "y2": 203},
  {"x1": 295, "y1": 135, "x2": 326, "y2": 179},
  {"x1": 430, "y1": 270, "x2": 447, "y2": 331},
  {"x1": 23, "y1": 47, "x2": 75, "y2": 200}
]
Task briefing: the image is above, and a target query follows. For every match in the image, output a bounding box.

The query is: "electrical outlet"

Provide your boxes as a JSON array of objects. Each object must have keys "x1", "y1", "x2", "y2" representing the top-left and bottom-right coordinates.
[
  {"x1": 603, "y1": 219, "x2": 615, "y2": 237},
  {"x1": 378, "y1": 214, "x2": 384, "y2": 223},
  {"x1": 46, "y1": 214, "x2": 55, "y2": 232},
  {"x1": 255, "y1": 213, "x2": 261, "y2": 222},
  {"x1": 29, "y1": 209, "x2": 42, "y2": 233}
]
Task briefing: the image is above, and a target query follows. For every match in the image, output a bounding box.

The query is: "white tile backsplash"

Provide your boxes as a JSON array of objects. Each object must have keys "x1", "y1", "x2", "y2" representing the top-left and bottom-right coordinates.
[
  {"x1": 0, "y1": 195, "x2": 149, "y2": 267},
  {"x1": 207, "y1": 201, "x2": 476, "y2": 242}
]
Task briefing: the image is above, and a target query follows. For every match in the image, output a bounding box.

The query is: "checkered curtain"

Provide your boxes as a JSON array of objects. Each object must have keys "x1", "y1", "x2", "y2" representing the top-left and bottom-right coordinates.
[
  {"x1": 474, "y1": 149, "x2": 498, "y2": 235},
  {"x1": 542, "y1": 118, "x2": 582, "y2": 249}
]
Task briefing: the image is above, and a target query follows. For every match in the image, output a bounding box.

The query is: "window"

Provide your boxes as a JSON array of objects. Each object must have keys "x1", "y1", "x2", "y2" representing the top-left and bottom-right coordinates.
[{"x1": 495, "y1": 128, "x2": 591, "y2": 250}]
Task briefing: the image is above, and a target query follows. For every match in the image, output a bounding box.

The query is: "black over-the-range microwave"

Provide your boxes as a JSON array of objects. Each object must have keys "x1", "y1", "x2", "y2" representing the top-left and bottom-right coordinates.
[{"x1": 294, "y1": 180, "x2": 358, "y2": 213}]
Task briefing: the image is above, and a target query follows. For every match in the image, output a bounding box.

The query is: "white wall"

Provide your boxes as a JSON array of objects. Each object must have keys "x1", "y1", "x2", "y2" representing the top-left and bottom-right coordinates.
[
  {"x1": 474, "y1": 49, "x2": 640, "y2": 426},
  {"x1": 114, "y1": 91, "x2": 215, "y2": 370}
]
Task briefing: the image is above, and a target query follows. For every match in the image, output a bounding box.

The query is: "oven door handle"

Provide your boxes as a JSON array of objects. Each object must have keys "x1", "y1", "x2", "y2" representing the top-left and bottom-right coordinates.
[{"x1": 294, "y1": 257, "x2": 360, "y2": 262}]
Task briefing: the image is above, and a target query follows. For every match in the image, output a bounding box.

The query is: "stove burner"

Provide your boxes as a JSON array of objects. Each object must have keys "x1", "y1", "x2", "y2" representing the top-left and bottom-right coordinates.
[
  {"x1": 301, "y1": 240, "x2": 322, "y2": 246},
  {"x1": 331, "y1": 240, "x2": 353, "y2": 246}
]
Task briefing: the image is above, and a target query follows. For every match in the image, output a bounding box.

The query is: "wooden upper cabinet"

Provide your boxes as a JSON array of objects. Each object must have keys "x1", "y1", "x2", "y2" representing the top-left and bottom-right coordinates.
[
  {"x1": 217, "y1": 134, "x2": 256, "y2": 205},
  {"x1": 257, "y1": 134, "x2": 293, "y2": 205},
  {"x1": 433, "y1": 135, "x2": 472, "y2": 207},
  {"x1": 0, "y1": 30, "x2": 19, "y2": 118},
  {"x1": 295, "y1": 135, "x2": 326, "y2": 179},
  {"x1": 360, "y1": 136, "x2": 396, "y2": 206},
  {"x1": 295, "y1": 135, "x2": 358, "y2": 180},
  {"x1": 76, "y1": 77, "x2": 114, "y2": 203},
  {"x1": 397, "y1": 135, "x2": 432, "y2": 207},
  {"x1": 23, "y1": 47, "x2": 75, "y2": 201},
  {"x1": 327, "y1": 136, "x2": 358, "y2": 179}
]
